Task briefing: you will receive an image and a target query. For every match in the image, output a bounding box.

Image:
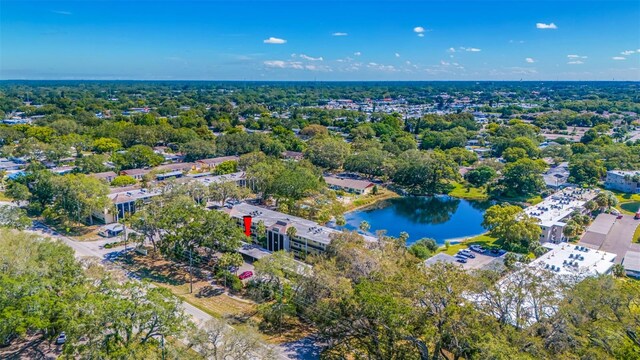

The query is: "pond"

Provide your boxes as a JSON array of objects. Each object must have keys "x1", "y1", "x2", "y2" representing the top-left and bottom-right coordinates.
[
  {"x1": 331, "y1": 196, "x2": 492, "y2": 245},
  {"x1": 621, "y1": 201, "x2": 640, "y2": 213}
]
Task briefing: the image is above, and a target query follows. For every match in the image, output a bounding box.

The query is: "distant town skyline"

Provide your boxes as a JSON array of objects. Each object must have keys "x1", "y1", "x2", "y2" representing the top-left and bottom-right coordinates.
[{"x1": 1, "y1": 0, "x2": 639, "y2": 81}]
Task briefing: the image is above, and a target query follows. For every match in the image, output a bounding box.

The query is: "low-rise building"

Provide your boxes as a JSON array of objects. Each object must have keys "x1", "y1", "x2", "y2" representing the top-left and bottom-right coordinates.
[
  {"x1": 91, "y1": 171, "x2": 118, "y2": 183},
  {"x1": 281, "y1": 151, "x2": 304, "y2": 161},
  {"x1": 622, "y1": 250, "x2": 640, "y2": 278},
  {"x1": 121, "y1": 168, "x2": 150, "y2": 180},
  {"x1": 225, "y1": 203, "x2": 374, "y2": 259},
  {"x1": 542, "y1": 162, "x2": 570, "y2": 189},
  {"x1": 324, "y1": 176, "x2": 375, "y2": 195},
  {"x1": 524, "y1": 188, "x2": 598, "y2": 243},
  {"x1": 196, "y1": 156, "x2": 239, "y2": 170},
  {"x1": 94, "y1": 187, "x2": 161, "y2": 224},
  {"x1": 605, "y1": 170, "x2": 640, "y2": 193}
]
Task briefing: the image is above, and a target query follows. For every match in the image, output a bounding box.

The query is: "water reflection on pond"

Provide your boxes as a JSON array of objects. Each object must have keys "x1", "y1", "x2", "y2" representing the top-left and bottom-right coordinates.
[{"x1": 331, "y1": 196, "x2": 492, "y2": 245}]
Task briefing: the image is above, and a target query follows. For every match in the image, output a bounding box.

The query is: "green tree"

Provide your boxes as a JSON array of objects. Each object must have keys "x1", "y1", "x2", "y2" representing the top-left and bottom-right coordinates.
[
  {"x1": 92, "y1": 137, "x2": 122, "y2": 153},
  {"x1": 482, "y1": 204, "x2": 542, "y2": 251},
  {"x1": 304, "y1": 136, "x2": 350, "y2": 170},
  {"x1": 0, "y1": 205, "x2": 31, "y2": 229},
  {"x1": 391, "y1": 149, "x2": 459, "y2": 195},
  {"x1": 112, "y1": 144, "x2": 164, "y2": 170},
  {"x1": 180, "y1": 139, "x2": 217, "y2": 162},
  {"x1": 497, "y1": 158, "x2": 546, "y2": 198},
  {"x1": 110, "y1": 175, "x2": 137, "y2": 187},
  {"x1": 464, "y1": 165, "x2": 497, "y2": 187}
]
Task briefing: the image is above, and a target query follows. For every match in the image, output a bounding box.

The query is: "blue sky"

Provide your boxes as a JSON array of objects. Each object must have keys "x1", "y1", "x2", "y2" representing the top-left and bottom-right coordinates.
[{"x1": 1, "y1": 0, "x2": 639, "y2": 80}]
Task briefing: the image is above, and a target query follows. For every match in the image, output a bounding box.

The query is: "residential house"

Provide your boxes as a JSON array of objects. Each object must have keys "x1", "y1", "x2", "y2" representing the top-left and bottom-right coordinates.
[
  {"x1": 324, "y1": 176, "x2": 375, "y2": 195},
  {"x1": 91, "y1": 171, "x2": 118, "y2": 183}
]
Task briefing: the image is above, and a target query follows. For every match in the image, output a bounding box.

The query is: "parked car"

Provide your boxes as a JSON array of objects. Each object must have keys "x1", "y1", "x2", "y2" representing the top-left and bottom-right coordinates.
[
  {"x1": 458, "y1": 251, "x2": 475, "y2": 259},
  {"x1": 238, "y1": 271, "x2": 253, "y2": 280},
  {"x1": 55, "y1": 332, "x2": 66, "y2": 345},
  {"x1": 469, "y1": 245, "x2": 485, "y2": 253},
  {"x1": 617, "y1": 214, "x2": 623, "y2": 219},
  {"x1": 456, "y1": 257, "x2": 467, "y2": 263}
]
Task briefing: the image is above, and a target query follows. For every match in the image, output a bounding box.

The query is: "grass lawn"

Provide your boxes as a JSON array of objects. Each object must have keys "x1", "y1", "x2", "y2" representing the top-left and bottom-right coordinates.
[
  {"x1": 634, "y1": 223, "x2": 640, "y2": 243},
  {"x1": 116, "y1": 251, "x2": 311, "y2": 344},
  {"x1": 343, "y1": 188, "x2": 400, "y2": 212},
  {"x1": 118, "y1": 252, "x2": 257, "y2": 320},
  {"x1": 447, "y1": 182, "x2": 489, "y2": 201},
  {"x1": 610, "y1": 191, "x2": 640, "y2": 215},
  {"x1": 440, "y1": 233, "x2": 500, "y2": 255}
]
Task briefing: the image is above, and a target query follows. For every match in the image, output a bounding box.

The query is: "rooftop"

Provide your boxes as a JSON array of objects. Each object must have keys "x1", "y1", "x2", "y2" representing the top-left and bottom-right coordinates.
[
  {"x1": 524, "y1": 187, "x2": 598, "y2": 228},
  {"x1": 324, "y1": 176, "x2": 374, "y2": 191},
  {"x1": 226, "y1": 203, "x2": 375, "y2": 245},
  {"x1": 530, "y1": 243, "x2": 616, "y2": 278},
  {"x1": 622, "y1": 250, "x2": 640, "y2": 273}
]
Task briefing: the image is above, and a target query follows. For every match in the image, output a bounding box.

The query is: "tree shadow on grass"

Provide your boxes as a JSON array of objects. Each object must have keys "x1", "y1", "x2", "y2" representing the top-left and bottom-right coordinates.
[{"x1": 195, "y1": 285, "x2": 224, "y2": 298}]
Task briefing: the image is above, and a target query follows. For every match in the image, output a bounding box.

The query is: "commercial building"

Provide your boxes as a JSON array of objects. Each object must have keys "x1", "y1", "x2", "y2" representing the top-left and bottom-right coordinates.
[
  {"x1": 225, "y1": 203, "x2": 374, "y2": 259},
  {"x1": 93, "y1": 187, "x2": 162, "y2": 224},
  {"x1": 524, "y1": 188, "x2": 598, "y2": 244},
  {"x1": 605, "y1": 170, "x2": 640, "y2": 193}
]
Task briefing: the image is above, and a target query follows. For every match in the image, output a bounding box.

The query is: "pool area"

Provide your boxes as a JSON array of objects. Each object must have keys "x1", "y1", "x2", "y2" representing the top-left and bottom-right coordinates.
[{"x1": 331, "y1": 196, "x2": 492, "y2": 245}]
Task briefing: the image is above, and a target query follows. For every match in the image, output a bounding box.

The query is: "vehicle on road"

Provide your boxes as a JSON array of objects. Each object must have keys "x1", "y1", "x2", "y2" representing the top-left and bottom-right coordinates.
[{"x1": 238, "y1": 271, "x2": 253, "y2": 280}]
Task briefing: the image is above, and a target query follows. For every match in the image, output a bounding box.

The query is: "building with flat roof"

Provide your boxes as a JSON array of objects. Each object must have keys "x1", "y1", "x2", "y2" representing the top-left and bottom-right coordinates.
[
  {"x1": 542, "y1": 162, "x2": 570, "y2": 189},
  {"x1": 523, "y1": 187, "x2": 598, "y2": 243},
  {"x1": 530, "y1": 243, "x2": 616, "y2": 279},
  {"x1": 622, "y1": 250, "x2": 640, "y2": 278},
  {"x1": 605, "y1": 170, "x2": 640, "y2": 193},
  {"x1": 225, "y1": 203, "x2": 374, "y2": 259}
]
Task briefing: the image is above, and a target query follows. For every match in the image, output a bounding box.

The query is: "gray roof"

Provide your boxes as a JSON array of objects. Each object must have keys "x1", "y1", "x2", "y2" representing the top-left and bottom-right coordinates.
[
  {"x1": 623, "y1": 250, "x2": 640, "y2": 273},
  {"x1": 324, "y1": 176, "x2": 374, "y2": 191},
  {"x1": 227, "y1": 203, "x2": 375, "y2": 245}
]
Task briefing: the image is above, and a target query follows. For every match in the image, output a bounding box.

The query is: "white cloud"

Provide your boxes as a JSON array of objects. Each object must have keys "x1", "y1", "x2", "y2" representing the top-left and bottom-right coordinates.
[
  {"x1": 299, "y1": 54, "x2": 323, "y2": 61},
  {"x1": 536, "y1": 22, "x2": 558, "y2": 29},
  {"x1": 620, "y1": 50, "x2": 636, "y2": 56},
  {"x1": 332, "y1": 32, "x2": 348, "y2": 36},
  {"x1": 353, "y1": 51, "x2": 361, "y2": 56},
  {"x1": 525, "y1": 58, "x2": 535, "y2": 63},
  {"x1": 612, "y1": 56, "x2": 626, "y2": 60},
  {"x1": 567, "y1": 60, "x2": 584, "y2": 65},
  {"x1": 417, "y1": 33, "x2": 425, "y2": 38},
  {"x1": 567, "y1": 54, "x2": 588, "y2": 59},
  {"x1": 264, "y1": 60, "x2": 330, "y2": 71},
  {"x1": 263, "y1": 37, "x2": 286, "y2": 44},
  {"x1": 440, "y1": 60, "x2": 450, "y2": 66},
  {"x1": 413, "y1": 26, "x2": 425, "y2": 33},
  {"x1": 459, "y1": 47, "x2": 481, "y2": 52},
  {"x1": 264, "y1": 60, "x2": 287, "y2": 68},
  {"x1": 509, "y1": 40, "x2": 525, "y2": 44},
  {"x1": 395, "y1": 53, "x2": 400, "y2": 58},
  {"x1": 367, "y1": 62, "x2": 397, "y2": 72},
  {"x1": 448, "y1": 47, "x2": 456, "y2": 53},
  {"x1": 52, "y1": 10, "x2": 72, "y2": 15}
]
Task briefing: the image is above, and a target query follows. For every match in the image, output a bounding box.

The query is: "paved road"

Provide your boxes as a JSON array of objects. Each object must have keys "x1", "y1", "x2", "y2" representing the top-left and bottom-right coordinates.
[{"x1": 29, "y1": 224, "x2": 317, "y2": 359}]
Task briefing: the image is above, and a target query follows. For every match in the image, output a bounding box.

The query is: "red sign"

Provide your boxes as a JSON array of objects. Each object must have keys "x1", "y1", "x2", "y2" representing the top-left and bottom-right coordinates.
[{"x1": 243, "y1": 215, "x2": 252, "y2": 236}]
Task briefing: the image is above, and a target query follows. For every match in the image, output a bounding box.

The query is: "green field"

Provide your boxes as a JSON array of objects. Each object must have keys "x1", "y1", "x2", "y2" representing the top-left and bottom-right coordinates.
[
  {"x1": 440, "y1": 233, "x2": 500, "y2": 255},
  {"x1": 447, "y1": 182, "x2": 489, "y2": 201}
]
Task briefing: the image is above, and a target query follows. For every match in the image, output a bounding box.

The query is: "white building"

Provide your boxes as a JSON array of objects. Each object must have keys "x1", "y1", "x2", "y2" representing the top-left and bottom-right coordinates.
[
  {"x1": 524, "y1": 188, "x2": 598, "y2": 243},
  {"x1": 605, "y1": 170, "x2": 640, "y2": 194}
]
